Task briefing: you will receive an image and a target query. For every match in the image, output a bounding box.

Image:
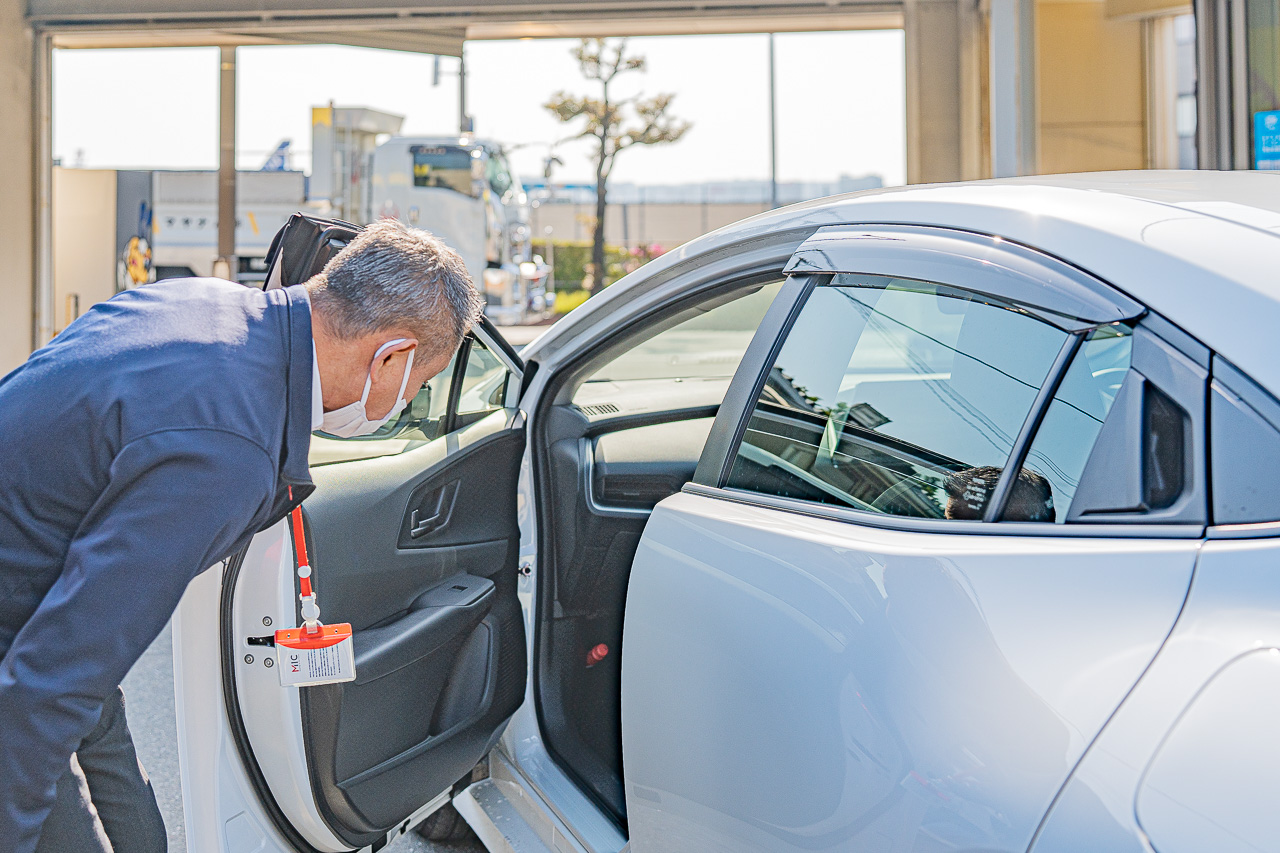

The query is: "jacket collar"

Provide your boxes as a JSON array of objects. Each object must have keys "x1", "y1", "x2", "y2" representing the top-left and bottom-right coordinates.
[{"x1": 280, "y1": 284, "x2": 316, "y2": 500}]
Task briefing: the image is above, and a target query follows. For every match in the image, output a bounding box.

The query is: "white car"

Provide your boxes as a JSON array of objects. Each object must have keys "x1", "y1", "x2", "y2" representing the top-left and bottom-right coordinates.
[{"x1": 176, "y1": 173, "x2": 1280, "y2": 853}]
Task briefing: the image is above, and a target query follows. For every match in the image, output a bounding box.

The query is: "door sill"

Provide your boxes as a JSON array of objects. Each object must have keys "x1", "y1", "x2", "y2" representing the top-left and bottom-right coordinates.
[{"x1": 454, "y1": 752, "x2": 589, "y2": 853}]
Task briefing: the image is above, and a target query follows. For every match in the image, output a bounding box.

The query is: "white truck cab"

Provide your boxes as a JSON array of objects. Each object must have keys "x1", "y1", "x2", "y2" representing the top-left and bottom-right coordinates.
[{"x1": 369, "y1": 136, "x2": 552, "y2": 326}]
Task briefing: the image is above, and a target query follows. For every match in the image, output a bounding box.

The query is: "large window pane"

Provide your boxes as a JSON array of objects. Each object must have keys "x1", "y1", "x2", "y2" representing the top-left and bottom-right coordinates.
[
  {"x1": 726, "y1": 275, "x2": 1068, "y2": 519},
  {"x1": 411, "y1": 144, "x2": 479, "y2": 196},
  {"x1": 573, "y1": 282, "x2": 782, "y2": 416}
]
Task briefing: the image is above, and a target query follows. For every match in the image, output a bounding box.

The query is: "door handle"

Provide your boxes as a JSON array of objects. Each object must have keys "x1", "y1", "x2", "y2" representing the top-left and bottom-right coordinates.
[{"x1": 409, "y1": 481, "x2": 459, "y2": 538}]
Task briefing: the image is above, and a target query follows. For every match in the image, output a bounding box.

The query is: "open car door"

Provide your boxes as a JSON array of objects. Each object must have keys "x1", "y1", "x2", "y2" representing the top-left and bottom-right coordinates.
[{"x1": 174, "y1": 214, "x2": 528, "y2": 852}]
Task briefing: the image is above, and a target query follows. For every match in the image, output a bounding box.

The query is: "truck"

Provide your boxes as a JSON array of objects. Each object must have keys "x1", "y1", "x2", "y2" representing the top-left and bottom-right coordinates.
[
  {"x1": 368, "y1": 136, "x2": 553, "y2": 325},
  {"x1": 149, "y1": 169, "x2": 307, "y2": 286}
]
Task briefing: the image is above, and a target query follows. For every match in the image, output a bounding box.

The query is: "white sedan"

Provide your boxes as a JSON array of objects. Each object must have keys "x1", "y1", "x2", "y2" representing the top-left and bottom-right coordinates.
[{"x1": 176, "y1": 172, "x2": 1280, "y2": 853}]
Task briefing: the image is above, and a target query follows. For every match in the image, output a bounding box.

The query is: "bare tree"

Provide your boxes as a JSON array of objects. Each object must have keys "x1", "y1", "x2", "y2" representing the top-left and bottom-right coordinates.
[{"x1": 545, "y1": 39, "x2": 690, "y2": 289}]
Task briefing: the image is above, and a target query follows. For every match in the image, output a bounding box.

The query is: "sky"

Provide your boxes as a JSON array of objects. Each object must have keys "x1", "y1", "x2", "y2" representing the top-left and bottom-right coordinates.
[{"x1": 52, "y1": 30, "x2": 906, "y2": 188}]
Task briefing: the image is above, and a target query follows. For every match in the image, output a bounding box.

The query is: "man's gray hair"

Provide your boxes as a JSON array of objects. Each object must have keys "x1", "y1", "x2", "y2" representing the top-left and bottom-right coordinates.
[{"x1": 307, "y1": 219, "x2": 484, "y2": 362}]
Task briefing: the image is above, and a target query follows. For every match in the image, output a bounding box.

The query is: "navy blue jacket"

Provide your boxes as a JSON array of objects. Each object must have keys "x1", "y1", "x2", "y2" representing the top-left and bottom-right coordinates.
[{"x1": 0, "y1": 279, "x2": 315, "y2": 852}]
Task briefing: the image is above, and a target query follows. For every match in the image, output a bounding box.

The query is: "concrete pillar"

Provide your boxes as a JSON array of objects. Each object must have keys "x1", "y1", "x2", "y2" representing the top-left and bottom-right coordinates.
[
  {"x1": 0, "y1": 0, "x2": 36, "y2": 372},
  {"x1": 990, "y1": 0, "x2": 1038, "y2": 176},
  {"x1": 905, "y1": 0, "x2": 986, "y2": 183},
  {"x1": 53, "y1": 168, "x2": 119, "y2": 332},
  {"x1": 216, "y1": 46, "x2": 237, "y2": 280},
  {"x1": 1036, "y1": 0, "x2": 1146, "y2": 173}
]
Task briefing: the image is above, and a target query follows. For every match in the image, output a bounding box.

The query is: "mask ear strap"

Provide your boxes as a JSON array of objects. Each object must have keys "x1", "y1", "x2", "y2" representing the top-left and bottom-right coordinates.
[
  {"x1": 394, "y1": 347, "x2": 416, "y2": 402},
  {"x1": 360, "y1": 338, "x2": 411, "y2": 406}
]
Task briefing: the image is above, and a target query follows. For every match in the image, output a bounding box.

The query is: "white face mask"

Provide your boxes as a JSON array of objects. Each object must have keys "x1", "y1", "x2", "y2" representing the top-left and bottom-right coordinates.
[{"x1": 320, "y1": 339, "x2": 416, "y2": 438}]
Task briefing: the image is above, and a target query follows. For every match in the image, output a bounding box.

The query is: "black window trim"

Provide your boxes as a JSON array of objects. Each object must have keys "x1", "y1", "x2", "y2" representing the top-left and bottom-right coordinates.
[
  {"x1": 441, "y1": 334, "x2": 472, "y2": 435},
  {"x1": 696, "y1": 230, "x2": 1212, "y2": 537}
]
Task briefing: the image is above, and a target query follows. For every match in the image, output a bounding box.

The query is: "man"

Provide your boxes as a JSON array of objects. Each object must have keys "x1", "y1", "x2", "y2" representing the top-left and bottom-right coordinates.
[{"x1": 0, "y1": 219, "x2": 483, "y2": 852}]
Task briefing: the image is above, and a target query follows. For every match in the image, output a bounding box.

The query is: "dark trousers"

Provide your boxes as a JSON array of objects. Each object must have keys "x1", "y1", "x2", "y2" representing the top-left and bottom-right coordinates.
[{"x1": 35, "y1": 687, "x2": 166, "y2": 853}]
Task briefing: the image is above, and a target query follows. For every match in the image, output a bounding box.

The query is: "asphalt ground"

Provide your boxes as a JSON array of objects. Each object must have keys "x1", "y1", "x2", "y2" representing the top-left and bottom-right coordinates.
[{"x1": 117, "y1": 323, "x2": 558, "y2": 853}]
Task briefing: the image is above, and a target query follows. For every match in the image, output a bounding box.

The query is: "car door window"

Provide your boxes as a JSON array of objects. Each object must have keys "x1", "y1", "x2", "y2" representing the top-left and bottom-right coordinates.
[
  {"x1": 573, "y1": 282, "x2": 783, "y2": 417},
  {"x1": 309, "y1": 336, "x2": 512, "y2": 466},
  {"x1": 456, "y1": 337, "x2": 511, "y2": 417},
  {"x1": 725, "y1": 274, "x2": 1070, "y2": 519},
  {"x1": 1004, "y1": 325, "x2": 1133, "y2": 522}
]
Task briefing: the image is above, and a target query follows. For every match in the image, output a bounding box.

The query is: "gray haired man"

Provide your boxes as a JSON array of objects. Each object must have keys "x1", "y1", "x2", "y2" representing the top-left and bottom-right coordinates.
[{"x1": 0, "y1": 219, "x2": 482, "y2": 853}]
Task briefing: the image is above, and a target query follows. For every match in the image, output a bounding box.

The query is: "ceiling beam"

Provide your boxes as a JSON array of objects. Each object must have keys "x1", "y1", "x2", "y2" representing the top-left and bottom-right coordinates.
[{"x1": 36, "y1": 1, "x2": 900, "y2": 53}]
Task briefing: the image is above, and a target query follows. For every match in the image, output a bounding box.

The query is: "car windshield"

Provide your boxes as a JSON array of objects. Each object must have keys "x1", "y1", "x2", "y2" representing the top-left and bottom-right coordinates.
[{"x1": 411, "y1": 145, "x2": 478, "y2": 197}]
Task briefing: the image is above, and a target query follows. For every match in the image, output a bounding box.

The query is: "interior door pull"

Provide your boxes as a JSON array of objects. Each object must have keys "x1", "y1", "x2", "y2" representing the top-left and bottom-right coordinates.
[{"x1": 409, "y1": 481, "x2": 459, "y2": 538}]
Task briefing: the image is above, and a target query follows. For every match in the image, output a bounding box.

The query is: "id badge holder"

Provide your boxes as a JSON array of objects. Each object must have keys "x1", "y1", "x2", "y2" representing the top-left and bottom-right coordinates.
[
  {"x1": 275, "y1": 624, "x2": 356, "y2": 687},
  {"x1": 278, "y1": 493, "x2": 357, "y2": 688}
]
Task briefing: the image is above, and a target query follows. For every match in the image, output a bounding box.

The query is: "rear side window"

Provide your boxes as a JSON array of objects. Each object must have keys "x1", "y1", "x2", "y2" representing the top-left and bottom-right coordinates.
[
  {"x1": 1005, "y1": 326, "x2": 1133, "y2": 522},
  {"x1": 725, "y1": 275, "x2": 1068, "y2": 519}
]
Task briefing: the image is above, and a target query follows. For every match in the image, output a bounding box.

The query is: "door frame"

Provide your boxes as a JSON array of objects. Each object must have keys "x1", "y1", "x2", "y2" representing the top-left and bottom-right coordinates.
[
  {"x1": 214, "y1": 324, "x2": 525, "y2": 853},
  {"x1": 496, "y1": 229, "x2": 813, "y2": 846}
]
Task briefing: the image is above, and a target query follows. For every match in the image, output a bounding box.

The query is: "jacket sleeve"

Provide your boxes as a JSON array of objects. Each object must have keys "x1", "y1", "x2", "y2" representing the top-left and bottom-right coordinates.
[{"x1": 0, "y1": 428, "x2": 277, "y2": 853}]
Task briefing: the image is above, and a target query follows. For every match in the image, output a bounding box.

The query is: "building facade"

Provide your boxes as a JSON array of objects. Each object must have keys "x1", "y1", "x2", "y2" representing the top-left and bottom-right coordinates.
[{"x1": 0, "y1": 0, "x2": 1273, "y2": 371}]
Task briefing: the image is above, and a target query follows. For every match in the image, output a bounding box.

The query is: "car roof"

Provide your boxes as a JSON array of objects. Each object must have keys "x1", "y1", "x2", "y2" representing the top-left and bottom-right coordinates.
[{"x1": 533, "y1": 171, "x2": 1280, "y2": 396}]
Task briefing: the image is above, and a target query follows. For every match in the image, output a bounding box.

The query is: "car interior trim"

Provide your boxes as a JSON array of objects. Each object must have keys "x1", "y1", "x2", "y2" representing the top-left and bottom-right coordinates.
[
  {"x1": 984, "y1": 331, "x2": 1087, "y2": 522},
  {"x1": 476, "y1": 314, "x2": 525, "y2": 376},
  {"x1": 579, "y1": 437, "x2": 656, "y2": 520},
  {"x1": 683, "y1": 483, "x2": 1205, "y2": 539},
  {"x1": 441, "y1": 336, "x2": 473, "y2": 436},
  {"x1": 783, "y1": 224, "x2": 1146, "y2": 330},
  {"x1": 579, "y1": 404, "x2": 720, "y2": 439}
]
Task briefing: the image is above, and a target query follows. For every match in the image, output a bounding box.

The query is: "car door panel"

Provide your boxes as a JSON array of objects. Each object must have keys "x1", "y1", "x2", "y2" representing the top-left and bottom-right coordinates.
[
  {"x1": 178, "y1": 212, "x2": 529, "y2": 852},
  {"x1": 225, "y1": 411, "x2": 526, "y2": 849},
  {"x1": 621, "y1": 491, "x2": 1198, "y2": 853},
  {"x1": 280, "y1": 414, "x2": 524, "y2": 846},
  {"x1": 621, "y1": 227, "x2": 1204, "y2": 853}
]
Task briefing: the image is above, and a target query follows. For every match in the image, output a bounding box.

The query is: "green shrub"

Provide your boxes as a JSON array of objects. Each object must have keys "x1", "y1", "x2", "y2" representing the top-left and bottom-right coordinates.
[{"x1": 533, "y1": 241, "x2": 637, "y2": 289}]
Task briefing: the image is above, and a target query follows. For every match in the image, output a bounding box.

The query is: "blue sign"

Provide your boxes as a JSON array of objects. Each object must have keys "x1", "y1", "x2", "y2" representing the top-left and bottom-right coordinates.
[{"x1": 1254, "y1": 110, "x2": 1280, "y2": 170}]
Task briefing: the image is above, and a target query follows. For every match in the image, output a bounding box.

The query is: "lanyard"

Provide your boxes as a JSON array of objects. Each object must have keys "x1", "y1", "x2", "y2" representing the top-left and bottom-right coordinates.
[{"x1": 288, "y1": 487, "x2": 322, "y2": 634}]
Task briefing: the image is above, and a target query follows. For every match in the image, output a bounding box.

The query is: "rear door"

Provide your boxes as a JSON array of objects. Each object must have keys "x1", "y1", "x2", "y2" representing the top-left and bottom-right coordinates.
[
  {"x1": 175, "y1": 215, "x2": 528, "y2": 852},
  {"x1": 620, "y1": 226, "x2": 1208, "y2": 853}
]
